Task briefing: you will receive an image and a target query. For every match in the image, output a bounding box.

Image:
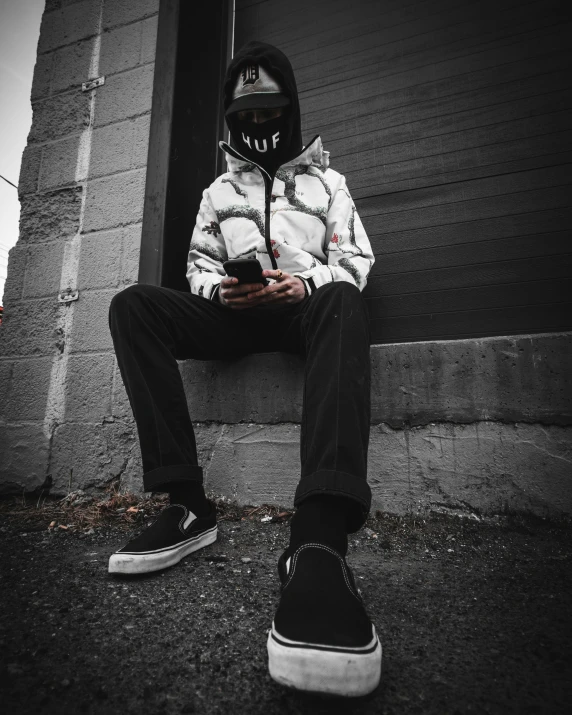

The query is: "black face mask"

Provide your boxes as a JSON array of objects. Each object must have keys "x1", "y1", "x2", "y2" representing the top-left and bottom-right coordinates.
[{"x1": 231, "y1": 113, "x2": 292, "y2": 174}]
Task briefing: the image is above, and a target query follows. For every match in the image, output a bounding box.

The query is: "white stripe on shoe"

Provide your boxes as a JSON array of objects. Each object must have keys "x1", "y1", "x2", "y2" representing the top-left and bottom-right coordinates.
[{"x1": 181, "y1": 509, "x2": 197, "y2": 530}]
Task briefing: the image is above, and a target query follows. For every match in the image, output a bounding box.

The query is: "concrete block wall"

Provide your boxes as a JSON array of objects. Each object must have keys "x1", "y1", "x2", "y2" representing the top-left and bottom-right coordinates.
[{"x1": 0, "y1": 0, "x2": 159, "y2": 495}]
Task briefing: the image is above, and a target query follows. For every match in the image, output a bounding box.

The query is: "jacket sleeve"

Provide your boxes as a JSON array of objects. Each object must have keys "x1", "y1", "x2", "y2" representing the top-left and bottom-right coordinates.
[
  {"x1": 186, "y1": 188, "x2": 228, "y2": 300},
  {"x1": 293, "y1": 172, "x2": 374, "y2": 294}
]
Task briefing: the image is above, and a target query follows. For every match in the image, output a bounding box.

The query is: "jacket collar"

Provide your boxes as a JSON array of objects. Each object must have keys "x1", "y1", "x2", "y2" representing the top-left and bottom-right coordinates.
[{"x1": 219, "y1": 135, "x2": 330, "y2": 177}]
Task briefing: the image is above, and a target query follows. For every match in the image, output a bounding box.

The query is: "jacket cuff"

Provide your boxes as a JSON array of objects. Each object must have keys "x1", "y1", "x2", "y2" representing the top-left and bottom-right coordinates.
[
  {"x1": 293, "y1": 274, "x2": 318, "y2": 296},
  {"x1": 188, "y1": 272, "x2": 223, "y2": 300},
  {"x1": 211, "y1": 283, "x2": 221, "y2": 302}
]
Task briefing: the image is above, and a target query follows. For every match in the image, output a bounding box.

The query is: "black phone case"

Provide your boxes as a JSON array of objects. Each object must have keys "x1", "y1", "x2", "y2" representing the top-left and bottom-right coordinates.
[{"x1": 223, "y1": 259, "x2": 269, "y2": 285}]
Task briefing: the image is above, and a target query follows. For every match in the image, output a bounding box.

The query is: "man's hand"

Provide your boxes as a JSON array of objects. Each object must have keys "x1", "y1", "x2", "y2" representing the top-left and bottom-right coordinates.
[
  {"x1": 218, "y1": 276, "x2": 266, "y2": 310},
  {"x1": 219, "y1": 270, "x2": 306, "y2": 309},
  {"x1": 247, "y1": 270, "x2": 306, "y2": 305}
]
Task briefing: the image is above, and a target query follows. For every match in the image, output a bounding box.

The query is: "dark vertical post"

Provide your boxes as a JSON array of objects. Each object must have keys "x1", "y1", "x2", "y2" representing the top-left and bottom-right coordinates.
[
  {"x1": 140, "y1": 0, "x2": 233, "y2": 291},
  {"x1": 139, "y1": 0, "x2": 179, "y2": 286},
  {"x1": 216, "y1": 0, "x2": 235, "y2": 179}
]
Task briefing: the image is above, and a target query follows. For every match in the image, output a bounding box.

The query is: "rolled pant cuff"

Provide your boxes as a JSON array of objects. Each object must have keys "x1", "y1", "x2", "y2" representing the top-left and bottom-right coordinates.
[
  {"x1": 143, "y1": 464, "x2": 204, "y2": 492},
  {"x1": 294, "y1": 469, "x2": 372, "y2": 533}
]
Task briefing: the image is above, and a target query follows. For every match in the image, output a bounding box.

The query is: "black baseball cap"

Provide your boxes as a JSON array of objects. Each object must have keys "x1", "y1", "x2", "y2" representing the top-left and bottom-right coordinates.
[{"x1": 225, "y1": 62, "x2": 290, "y2": 115}]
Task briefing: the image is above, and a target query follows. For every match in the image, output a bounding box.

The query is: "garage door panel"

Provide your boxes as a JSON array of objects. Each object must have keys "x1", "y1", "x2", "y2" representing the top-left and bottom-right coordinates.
[
  {"x1": 261, "y1": 0, "x2": 414, "y2": 50},
  {"x1": 369, "y1": 303, "x2": 572, "y2": 342},
  {"x1": 359, "y1": 164, "x2": 571, "y2": 218},
  {"x1": 367, "y1": 255, "x2": 572, "y2": 295},
  {"x1": 365, "y1": 280, "x2": 572, "y2": 320},
  {"x1": 237, "y1": 0, "x2": 387, "y2": 35},
  {"x1": 375, "y1": 232, "x2": 569, "y2": 273},
  {"x1": 305, "y1": 55, "x2": 569, "y2": 133},
  {"x1": 363, "y1": 186, "x2": 570, "y2": 234},
  {"x1": 296, "y1": 15, "x2": 566, "y2": 94},
  {"x1": 369, "y1": 208, "x2": 572, "y2": 255},
  {"x1": 327, "y1": 88, "x2": 572, "y2": 179},
  {"x1": 279, "y1": 0, "x2": 523, "y2": 63},
  {"x1": 344, "y1": 119, "x2": 572, "y2": 193},
  {"x1": 295, "y1": 19, "x2": 565, "y2": 101},
  {"x1": 350, "y1": 144, "x2": 572, "y2": 202}
]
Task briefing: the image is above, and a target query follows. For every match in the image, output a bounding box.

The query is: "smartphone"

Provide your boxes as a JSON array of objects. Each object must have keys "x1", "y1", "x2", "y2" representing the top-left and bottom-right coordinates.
[{"x1": 223, "y1": 258, "x2": 268, "y2": 286}]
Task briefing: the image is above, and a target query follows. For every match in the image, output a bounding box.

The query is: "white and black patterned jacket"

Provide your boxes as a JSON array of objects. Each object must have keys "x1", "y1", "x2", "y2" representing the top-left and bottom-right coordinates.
[{"x1": 186, "y1": 136, "x2": 375, "y2": 300}]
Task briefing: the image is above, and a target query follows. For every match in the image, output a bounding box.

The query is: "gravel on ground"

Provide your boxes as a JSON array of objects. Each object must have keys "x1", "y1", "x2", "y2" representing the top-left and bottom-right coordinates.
[{"x1": 1, "y1": 494, "x2": 571, "y2": 714}]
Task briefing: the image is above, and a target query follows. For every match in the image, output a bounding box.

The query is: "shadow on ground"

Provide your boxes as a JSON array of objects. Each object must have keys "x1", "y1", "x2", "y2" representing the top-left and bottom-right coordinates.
[{"x1": 0, "y1": 499, "x2": 571, "y2": 714}]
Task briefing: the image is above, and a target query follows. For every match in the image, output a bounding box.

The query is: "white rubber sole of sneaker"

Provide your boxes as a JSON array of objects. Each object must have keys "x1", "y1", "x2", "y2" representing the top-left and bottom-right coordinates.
[
  {"x1": 267, "y1": 623, "x2": 382, "y2": 697},
  {"x1": 108, "y1": 525, "x2": 217, "y2": 575}
]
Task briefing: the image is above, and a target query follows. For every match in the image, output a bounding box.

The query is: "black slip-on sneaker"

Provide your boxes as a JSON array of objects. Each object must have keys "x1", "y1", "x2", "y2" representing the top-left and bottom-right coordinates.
[
  {"x1": 108, "y1": 503, "x2": 217, "y2": 575},
  {"x1": 267, "y1": 542, "x2": 382, "y2": 697}
]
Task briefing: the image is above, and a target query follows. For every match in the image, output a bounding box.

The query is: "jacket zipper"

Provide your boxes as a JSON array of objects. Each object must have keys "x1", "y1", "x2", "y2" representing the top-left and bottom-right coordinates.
[
  {"x1": 263, "y1": 173, "x2": 277, "y2": 270},
  {"x1": 219, "y1": 136, "x2": 321, "y2": 271}
]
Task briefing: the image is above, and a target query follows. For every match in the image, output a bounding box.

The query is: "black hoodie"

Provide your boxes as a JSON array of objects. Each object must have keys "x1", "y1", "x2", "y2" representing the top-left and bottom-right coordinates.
[{"x1": 223, "y1": 41, "x2": 304, "y2": 175}]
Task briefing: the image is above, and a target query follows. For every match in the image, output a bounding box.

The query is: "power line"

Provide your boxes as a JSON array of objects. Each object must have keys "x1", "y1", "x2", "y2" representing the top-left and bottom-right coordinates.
[{"x1": 0, "y1": 174, "x2": 18, "y2": 189}]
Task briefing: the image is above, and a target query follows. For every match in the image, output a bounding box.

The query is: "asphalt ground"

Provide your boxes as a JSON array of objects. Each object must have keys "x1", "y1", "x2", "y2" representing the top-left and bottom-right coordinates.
[{"x1": 1, "y1": 499, "x2": 571, "y2": 715}]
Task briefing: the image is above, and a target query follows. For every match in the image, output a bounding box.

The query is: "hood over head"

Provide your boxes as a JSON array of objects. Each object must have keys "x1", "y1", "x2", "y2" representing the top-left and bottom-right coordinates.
[{"x1": 223, "y1": 41, "x2": 304, "y2": 175}]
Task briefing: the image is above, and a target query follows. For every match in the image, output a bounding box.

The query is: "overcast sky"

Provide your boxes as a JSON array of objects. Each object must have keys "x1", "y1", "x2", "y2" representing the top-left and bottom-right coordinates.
[{"x1": 0, "y1": 0, "x2": 45, "y2": 303}]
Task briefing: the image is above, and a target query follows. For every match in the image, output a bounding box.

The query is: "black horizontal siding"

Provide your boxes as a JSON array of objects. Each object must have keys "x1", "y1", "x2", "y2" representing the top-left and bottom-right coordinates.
[{"x1": 235, "y1": 0, "x2": 572, "y2": 343}]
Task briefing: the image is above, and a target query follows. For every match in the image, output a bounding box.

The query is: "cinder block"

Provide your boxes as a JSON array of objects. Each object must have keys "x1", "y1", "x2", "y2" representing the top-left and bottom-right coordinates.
[
  {"x1": 69, "y1": 288, "x2": 116, "y2": 353},
  {"x1": 22, "y1": 241, "x2": 65, "y2": 299},
  {"x1": 19, "y1": 187, "x2": 82, "y2": 244},
  {"x1": 0, "y1": 360, "x2": 14, "y2": 420},
  {"x1": 78, "y1": 223, "x2": 141, "y2": 290},
  {"x1": 38, "y1": 135, "x2": 81, "y2": 191},
  {"x1": 31, "y1": 51, "x2": 54, "y2": 100},
  {"x1": 37, "y1": 0, "x2": 100, "y2": 54},
  {"x1": 77, "y1": 228, "x2": 123, "y2": 290},
  {"x1": 204, "y1": 424, "x2": 301, "y2": 506},
  {"x1": 102, "y1": 0, "x2": 159, "y2": 30},
  {"x1": 93, "y1": 64, "x2": 154, "y2": 127},
  {"x1": 99, "y1": 16, "x2": 157, "y2": 76},
  {"x1": 65, "y1": 352, "x2": 115, "y2": 421},
  {"x1": 116, "y1": 448, "x2": 144, "y2": 495},
  {"x1": 49, "y1": 420, "x2": 140, "y2": 494},
  {"x1": 180, "y1": 353, "x2": 305, "y2": 423},
  {"x1": 0, "y1": 424, "x2": 50, "y2": 495},
  {"x1": 111, "y1": 359, "x2": 135, "y2": 422},
  {"x1": 51, "y1": 37, "x2": 95, "y2": 94},
  {"x1": 367, "y1": 422, "x2": 572, "y2": 517},
  {"x1": 194, "y1": 423, "x2": 225, "y2": 487},
  {"x1": 0, "y1": 298, "x2": 60, "y2": 357},
  {"x1": 121, "y1": 223, "x2": 142, "y2": 285},
  {"x1": 45, "y1": 0, "x2": 62, "y2": 11},
  {"x1": 141, "y1": 15, "x2": 159, "y2": 65},
  {"x1": 2, "y1": 245, "x2": 28, "y2": 306},
  {"x1": 18, "y1": 145, "x2": 42, "y2": 196},
  {"x1": 89, "y1": 115, "x2": 150, "y2": 179},
  {"x1": 28, "y1": 91, "x2": 90, "y2": 144},
  {"x1": 2, "y1": 357, "x2": 52, "y2": 421},
  {"x1": 83, "y1": 169, "x2": 146, "y2": 232}
]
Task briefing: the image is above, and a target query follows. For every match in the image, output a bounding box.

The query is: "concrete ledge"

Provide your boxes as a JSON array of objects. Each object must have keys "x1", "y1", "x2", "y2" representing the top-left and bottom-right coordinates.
[
  {"x1": 195, "y1": 421, "x2": 572, "y2": 517},
  {"x1": 181, "y1": 333, "x2": 572, "y2": 427}
]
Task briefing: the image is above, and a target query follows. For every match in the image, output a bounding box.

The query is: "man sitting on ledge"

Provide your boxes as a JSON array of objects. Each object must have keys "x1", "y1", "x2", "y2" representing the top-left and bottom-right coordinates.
[{"x1": 107, "y1": 41, "x2": 381, "y2": 697}]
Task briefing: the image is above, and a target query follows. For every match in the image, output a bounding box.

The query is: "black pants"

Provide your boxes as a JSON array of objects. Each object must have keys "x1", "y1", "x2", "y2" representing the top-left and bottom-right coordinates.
[{"x1": 108, "y1": 281, "x2": 372, "y2": 531}]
